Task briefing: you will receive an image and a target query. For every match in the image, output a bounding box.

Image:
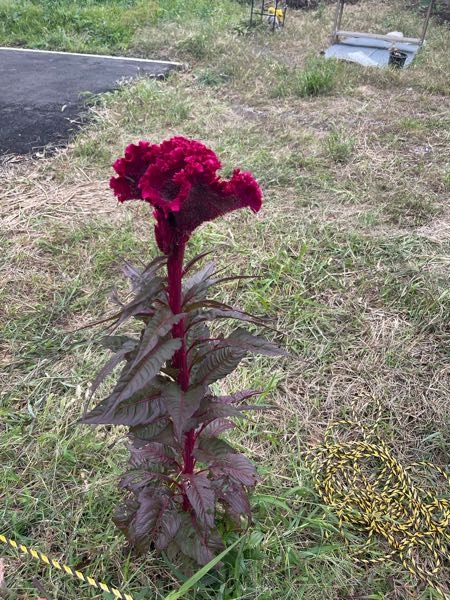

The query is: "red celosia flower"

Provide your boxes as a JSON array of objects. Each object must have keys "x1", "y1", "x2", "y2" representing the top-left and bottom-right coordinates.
[{"x1": 110, "y1": 137, "x2": 262, "y2": 254}]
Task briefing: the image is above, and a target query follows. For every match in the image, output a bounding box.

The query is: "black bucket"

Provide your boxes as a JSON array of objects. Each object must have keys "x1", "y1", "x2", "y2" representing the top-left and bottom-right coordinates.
[{"x1": 389, "y1": 48, "x2": 408, "y2": 69}]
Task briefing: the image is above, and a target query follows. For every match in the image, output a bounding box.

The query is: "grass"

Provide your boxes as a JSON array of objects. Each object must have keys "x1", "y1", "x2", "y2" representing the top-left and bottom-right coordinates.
[{"x1": 1, "y1": 0, "x2": 450, "y2": 599}]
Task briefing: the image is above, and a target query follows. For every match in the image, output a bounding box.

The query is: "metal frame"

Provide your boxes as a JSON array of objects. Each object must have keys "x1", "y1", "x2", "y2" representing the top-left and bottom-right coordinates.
[
  {"x1": 250, "y1": 0, "x2": 288, "y2": 31},
  {"x1": 331, "y1": 0, "x2": 436, "y2": 45}
]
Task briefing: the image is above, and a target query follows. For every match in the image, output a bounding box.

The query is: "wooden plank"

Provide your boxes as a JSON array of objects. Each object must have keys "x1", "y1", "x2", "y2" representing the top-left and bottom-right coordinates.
[{"x1": 335, "y1": 30, "x2": 421, "y2": 44}]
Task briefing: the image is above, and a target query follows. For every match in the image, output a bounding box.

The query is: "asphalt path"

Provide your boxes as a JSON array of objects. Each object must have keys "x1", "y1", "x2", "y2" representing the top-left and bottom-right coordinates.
[{"x1": 0, "y1": 47, "x2": 180, "y2": 155}]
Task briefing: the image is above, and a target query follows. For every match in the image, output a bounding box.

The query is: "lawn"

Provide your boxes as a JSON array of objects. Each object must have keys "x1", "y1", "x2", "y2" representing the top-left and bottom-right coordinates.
[{"x1": 1, "y1": 0, "x2": 450, "y2": 599}]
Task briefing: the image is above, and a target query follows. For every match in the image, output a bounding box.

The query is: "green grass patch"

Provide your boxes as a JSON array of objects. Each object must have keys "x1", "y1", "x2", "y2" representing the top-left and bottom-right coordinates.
[{"x1": 0, "y1": 0, "x2": 153, "y2": 53}]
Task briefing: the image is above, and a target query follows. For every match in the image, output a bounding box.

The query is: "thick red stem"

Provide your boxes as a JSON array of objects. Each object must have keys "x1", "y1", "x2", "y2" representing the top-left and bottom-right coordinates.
[{"x1": 167, "y1": 243, "x2": 196, "y2": 479}]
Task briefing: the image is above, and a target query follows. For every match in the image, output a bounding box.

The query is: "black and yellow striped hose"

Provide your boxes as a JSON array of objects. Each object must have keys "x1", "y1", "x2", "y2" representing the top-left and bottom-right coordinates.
[{"x1": 306, "y1": 407, "x2": 450, "y2": 599}]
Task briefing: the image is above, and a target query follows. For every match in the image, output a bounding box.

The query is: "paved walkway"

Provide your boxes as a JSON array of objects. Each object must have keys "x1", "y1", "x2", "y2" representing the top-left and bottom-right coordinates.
[{"x1": 0, "y1": 47, "x2": 180, "y2": 155}]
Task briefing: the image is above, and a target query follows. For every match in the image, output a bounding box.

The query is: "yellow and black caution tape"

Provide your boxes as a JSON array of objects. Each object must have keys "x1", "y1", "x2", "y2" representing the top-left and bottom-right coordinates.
[
  {"x1": 0, "y1": 533, "x2": 134, "y2": 600},
  {"x1": 306, "y1": 402, "x2": 450, "y2": 599}
]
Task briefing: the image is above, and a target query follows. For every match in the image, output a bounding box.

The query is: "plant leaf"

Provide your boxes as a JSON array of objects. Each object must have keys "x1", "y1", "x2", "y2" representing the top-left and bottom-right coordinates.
[
  {"x1": 86, "y1": 338, "x2": 137, "y2": 403},
  {"x1": 119, "y1": 469, "x2": 168, "y2": 493},
  {"x1": 82, "y1": 381, "x2": 166, "y2": 426},
  {"x1": 182, "y1": 472, "x2": 215, "y2": 529},
  {"x1": 194, "y1": 400, "x2": 257, "y2": 425},
  {"x1": 100, "y1": 335, "x2": 139, "y2": 352},
  {"x1": 210, "y1": 453, "x2": 258, "y2": 487},
  {"x1": 191, "y1": 346, "x2": 246, "y2": 386},
  {"x1": 194, "y1": 438, "x2": 236, "y2": 464},
  {"x1": 162, "y1": 383, "x2": 206, "y2": 443},
  {"x1": 182, "y1": 261, "x2": 216, "y2": 306},
  {"x1": 130, "y1": 419, "x2": 174, "y2": 445},
  {"x1": 112, "y1": 276, "x2": 166, "y2": 330},
  {"x1": 155, "y1": 509, "x2": 182, "y2": 551},
  {"x1": 164, "y1": 538, "x2": 241, "y2": 600},
  {"x1": 102, "y1": 337, "x2": 181, "y2": 415},
  {"x1": 174, "y1": 513, "x2": 223, "y2": 566},
  {"x1": 130, "y1": 307, "x2": 185, "y2": 367},
  {"x1": 213, "y1": 480, "x2": 252, "y2": 525},
  {"x1": 218, "y1": 328, "x2": 287, "y2": 357},
  {"x1": 200, "y1": 418, "x2": 235, "y2": 438},
  {"x1": 128, "y1": 488, "x2": 167, "y2": 554},
  {"x1": 123, "y1": 255, "x2": 166, "y2": 291},
  {"x1": 182, "y1": 250, "x2": 213, "y2": 276},
  {"x1": 130, "y1": 442, "x2": 178, "y2": 467},
  {"x1": 185, "y1": 299, "x2": 267, "y2": 328},
  {"x1": 215, "y1": 389, "x2": 261, "y2": 405}
]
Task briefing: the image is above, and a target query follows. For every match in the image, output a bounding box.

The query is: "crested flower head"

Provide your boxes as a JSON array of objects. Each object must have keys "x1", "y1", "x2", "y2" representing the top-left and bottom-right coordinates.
[{"x1": 110, "y1": 136, "x2": 262, "y2": 254}]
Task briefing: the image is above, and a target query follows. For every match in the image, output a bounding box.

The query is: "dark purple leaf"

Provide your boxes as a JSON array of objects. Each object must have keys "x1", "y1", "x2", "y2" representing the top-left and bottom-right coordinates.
[
  {"x1": 182, "y1": 472, "x2": 215, "y2": 529},
  {"x1": 219, "y1": 328, "x2": 287, "y2": 357},
  {"x1": 86, "y1": 340, "x2": 137, "y2": 404},
  {"x1": 194, "y1": 438, "x2": 236, "y2": 464},
  {"x1": 112, "y1": 276, "x2": 165, "y2": 330},
  {"x1": 194, "y1": 401, "x2": 253, "y2": 424},
  {"x1": 182, "y1": 261, "x2": 216, "y2": 306},
  {"x1": 213, "y1": 479, "x2": 252, "y2": 525},
  {"x1": 119, "y1": 469, "x2": 168, "y2": 493},
  {"x1": 191, "y1": 346, "x2": 246, "y2": 386},
  {"x1": 182, "y1": 250, "x2": 213, "y2": 276},
  {"x1": 185, "y1": 299, "x2": 268, "y2": 329},
  {"x1": 211, "y1": 453, "x2": 258, "y2": 487},
  {"x1": 102, "y1": 337, "x2": 181, "y2": 414},
  {"x1": 130, "y1": 442, "x2": 177, "y2": 467},
  {"x1": 113, "y1": 497, "x2": 139, "y2": 536},
  {"x1": 200, "y1": 418, "x2": 235, "y2": 438},
  {"x1": 123, "y1": 256, "x2": 166, "y2": 291},
  {"x1": 128, "y1": 488, "x2": 167, "y2": 554},
  {"x1": 186, "y1": 320, "x2": 210, "y2": 367},
  {"x1": 175, "y1": 514, "x2": 220, "y2": 566},
  {"x1": 100, "y1": 335, "x2": 138, "y2": 353},
  {"x1": 130, "y1": 307, "x2": 185, "y2": 367},
  {"x1": 130, "y1": 419, "x2": 174, "y2": 445},
  {"x1": 82, "y1": 381, "x2": 166, "y2": 426},
  {"x1": 215, "y1": 389, "x2": 261, "y2": 405},
  {"x1": 155, "y1": 509, "x2": 182, "y2": 551},
  {"x1": 162, "y1": 383, "x2": 206, "y2": 443}
]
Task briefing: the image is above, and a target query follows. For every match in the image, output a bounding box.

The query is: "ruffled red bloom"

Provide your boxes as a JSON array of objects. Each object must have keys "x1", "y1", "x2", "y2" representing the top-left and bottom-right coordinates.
[{"x1": 110, "y1": 136, "x2": 262, "y2": 254}]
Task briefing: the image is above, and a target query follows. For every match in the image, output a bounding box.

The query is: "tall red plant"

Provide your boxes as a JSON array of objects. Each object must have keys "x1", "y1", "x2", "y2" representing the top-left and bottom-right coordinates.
[{"x1": 83, "y1": 137, "x2": 284, "y2": 569}]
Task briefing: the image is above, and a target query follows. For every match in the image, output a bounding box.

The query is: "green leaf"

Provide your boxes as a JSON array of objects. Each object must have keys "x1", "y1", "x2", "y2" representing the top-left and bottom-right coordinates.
[{"x1": 163, "y1": 538, "x2": 241, "y2": 600}]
